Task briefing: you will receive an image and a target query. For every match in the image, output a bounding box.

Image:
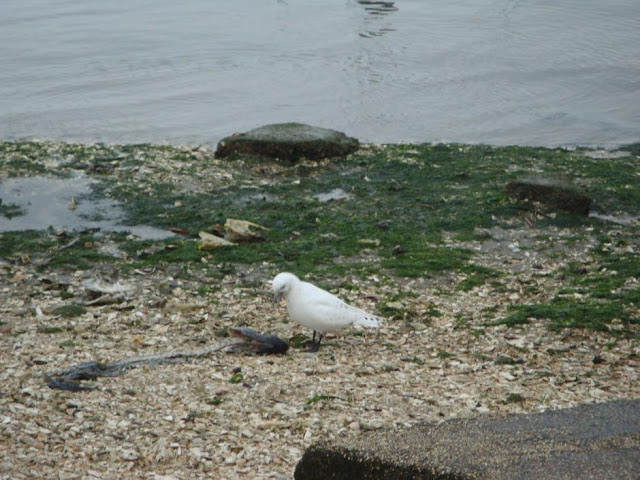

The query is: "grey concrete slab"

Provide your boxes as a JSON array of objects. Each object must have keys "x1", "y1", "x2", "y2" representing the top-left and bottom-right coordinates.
[{"x1": 295, "y1": 399, "x2": 640, "y2": 480}]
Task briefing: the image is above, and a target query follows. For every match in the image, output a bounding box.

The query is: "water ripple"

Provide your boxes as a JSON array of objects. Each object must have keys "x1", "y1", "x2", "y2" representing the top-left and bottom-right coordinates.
[{"x1": 0, "y1": 0, "x2": 638, "y2": 147}]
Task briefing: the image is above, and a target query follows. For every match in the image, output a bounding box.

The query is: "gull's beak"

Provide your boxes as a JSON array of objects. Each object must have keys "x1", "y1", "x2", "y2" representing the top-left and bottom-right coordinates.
[{"x1": 273, "y1": 292, "x2": 281, "y2": 314}]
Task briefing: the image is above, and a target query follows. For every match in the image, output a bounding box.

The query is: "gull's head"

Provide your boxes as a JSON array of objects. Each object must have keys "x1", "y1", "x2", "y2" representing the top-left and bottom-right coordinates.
[{"x1": 272, "y1": 272, "x2": 298, "y2": 303}]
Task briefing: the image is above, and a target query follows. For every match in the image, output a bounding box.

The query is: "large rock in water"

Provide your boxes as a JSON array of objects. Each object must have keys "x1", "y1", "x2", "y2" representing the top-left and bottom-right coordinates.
[
  {"x1": 506, "y1": 176, "x2": 592, "y2": 215},
  {"x1": 214, "y1": 123, "x2": 360, "y2": 162},
  {"x1": 294, "y1": 399, "x2": 640, "y2": 480}
]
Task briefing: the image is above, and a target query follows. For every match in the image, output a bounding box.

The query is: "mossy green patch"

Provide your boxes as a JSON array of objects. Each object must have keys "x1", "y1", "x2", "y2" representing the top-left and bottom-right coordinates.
[
  {"x1": 494, "y1": 298, "x2": 637, "y2": 337},
  {"x1": 472, "y1": 352, "x2": 492, "y2": 362},
  {"x1": 457, "y1": 265, "x2": 501, "y2": 292},
  {"x1": 46, "y1": 246, "x2": 116, "y2": 270},
  {"x1": 214, "y1": 328, "x2": 229, "y2": 338},
  {"x1": 0, "y1": 231, "x2": 118, "y2": 270},
  {"x1": 37, "y1": 325, "x2": 64, "y2": 334},
  {"x1": 494, "y1": 356, "x2": 519, "y2": 365},
  {"x1": 381, "y1": 245, "x2": 472, "y2": 278},
  {"x1": 0, "y1": 231, "x2": 56, "y2": 259},
  {"x1": 121, "y1": 238, "x2": 202, "y2": 266},
  {"x1": 305, "y1": 394, "x2": 333, "y2": 405},
  {"x1": 506, "y1": 393, "x2": 525, "y2": 404},
  {"x1": 619, "y1": 142, "x2": 640, "y2": 156},
  {"x1": 2, "y1": 140, "x2": 638, "y2": 339},
  {"x1": 580, "y1": 248, "x2": 640, "y2": 303},
  {"x1": 470, "y1": 329, "x2": 485, "y2": 338},
  {"x1": 51, "y1": 305, "x2": 87, "y2": 318},
  {"x1": 497, "y1": 235, "x2": 640, "y2": 338},
  {"x1": 0, "y1": 200, "x2": 26, "y2": 219},
  {"x1": 4, "y1": 142, "x2": 637, "y2": 274},
  {"x1": 288, "y1": 334, "x2": 310, "y2": 349},
  {"x1": 437, "y1": 350, "x2": 453, "y2": 359}
]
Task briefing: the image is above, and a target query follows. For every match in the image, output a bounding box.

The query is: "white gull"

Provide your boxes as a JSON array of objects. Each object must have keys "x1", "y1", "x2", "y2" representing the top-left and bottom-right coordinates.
[{"x1": 271, "y1": 272, "x2": 385, "y2": 351}]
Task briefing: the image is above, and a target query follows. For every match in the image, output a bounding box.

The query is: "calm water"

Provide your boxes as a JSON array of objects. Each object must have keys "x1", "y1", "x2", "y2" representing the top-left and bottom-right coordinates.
[
  {"x1": 1, "y1": 0, "x2": 639, "y2": 148},
  {"x1": 0, "y1": 175, "x2": 175, "y2": 238}
]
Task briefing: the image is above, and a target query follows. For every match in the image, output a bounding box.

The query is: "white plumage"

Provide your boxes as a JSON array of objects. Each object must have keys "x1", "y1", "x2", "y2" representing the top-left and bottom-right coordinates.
[{"x1": 271, "y1": 272, "x2": 385, "y2": 351}]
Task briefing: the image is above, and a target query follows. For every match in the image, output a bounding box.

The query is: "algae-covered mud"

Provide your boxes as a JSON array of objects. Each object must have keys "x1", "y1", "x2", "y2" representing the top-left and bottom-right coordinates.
[
  {"x1": 0, "y1": 141, "x2": 638, "y2": 479},
  {"x1": 1, "y1": 140, "x2": 638, "y2": 333}
]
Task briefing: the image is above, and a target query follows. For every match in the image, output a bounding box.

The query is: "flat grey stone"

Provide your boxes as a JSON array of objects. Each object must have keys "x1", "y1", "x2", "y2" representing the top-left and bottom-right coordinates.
[
  {"x1": 214, "y1": 123, "x2": 359, "y2": 162},
  {"x1": 506, "y1": 176, "x2": 592, "y2": 215},
  {"x1": 294, "y1": 399, "x2": 640, "y2": 480}
]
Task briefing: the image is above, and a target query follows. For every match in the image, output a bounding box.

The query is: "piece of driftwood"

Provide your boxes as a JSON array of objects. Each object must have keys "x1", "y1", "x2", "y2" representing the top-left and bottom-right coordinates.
[{"x1": 46, "y1": 327, "x2": 289, "y2": 391}]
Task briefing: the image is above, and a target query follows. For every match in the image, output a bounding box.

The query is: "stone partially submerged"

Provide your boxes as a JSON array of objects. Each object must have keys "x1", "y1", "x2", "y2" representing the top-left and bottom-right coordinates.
[
  {"x1": 214, "y1": 123, "x2": 360, "y2": 162},
  {"x1": 506, "y1": 176, "x2": 592, "y2": 215}
]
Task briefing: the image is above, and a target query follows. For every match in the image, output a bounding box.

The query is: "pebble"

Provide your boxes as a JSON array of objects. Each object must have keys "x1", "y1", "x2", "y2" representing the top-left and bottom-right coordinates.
[{"x1": 121, "y1": 450, "x2": 139, "y2": 461}]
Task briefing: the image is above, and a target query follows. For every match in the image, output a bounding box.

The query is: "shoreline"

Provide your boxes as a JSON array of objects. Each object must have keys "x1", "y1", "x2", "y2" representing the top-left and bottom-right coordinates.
[{"x1": 3, "y1": 136, "x2": 640, "y2": 151}]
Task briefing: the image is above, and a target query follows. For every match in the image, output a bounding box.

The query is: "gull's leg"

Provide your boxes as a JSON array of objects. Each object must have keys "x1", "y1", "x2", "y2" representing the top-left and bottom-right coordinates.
[
  {"x1": 302, "y1": 331, "x2": 318, "y2": 351},
  {"x1": 304, "y1": 332, "x2": 323, "y2": 353}
]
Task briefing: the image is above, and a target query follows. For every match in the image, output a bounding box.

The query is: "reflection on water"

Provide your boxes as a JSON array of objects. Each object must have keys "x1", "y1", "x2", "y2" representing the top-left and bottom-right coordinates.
[
  {"x1": 0, "y1": 0, "x2": 639, "y2": 147},
  {"x1": 357, "y1": 1, "x2": 398, "y2": 15},
  {"x1": 357, "y1": 0, "x2": 397, "y2": 37},
  {"x1": 0, "y1": 175, "x2": 174, "y2": 239}
]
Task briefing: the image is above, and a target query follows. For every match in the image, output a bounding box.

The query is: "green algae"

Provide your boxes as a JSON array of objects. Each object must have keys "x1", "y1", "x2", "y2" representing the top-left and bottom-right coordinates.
[
  {"x1": 1, "y1": 140, "x2": 638, "y2": 337},
  {"x1": 50, "y1": 304, "x2": 88, "y2": 318},
  {"x1": 0, "y1": 200, "x2": 25, "y2": 219}
]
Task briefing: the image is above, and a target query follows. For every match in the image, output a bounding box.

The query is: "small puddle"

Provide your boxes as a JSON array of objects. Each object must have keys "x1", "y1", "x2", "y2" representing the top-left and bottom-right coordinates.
[
  {"x1": 237, "y1": 192, "x2": 278, "y2": 205},
  {"x1": 581, "y1": 150, "x2": 631, "y2": 159},
  {"x1": 589, "y1": 212, "x2": 639, "y2": 227},
  {"x1": 313, "y1": 188, "x2": 352, "y2": 202},
  {"x1": 0, "y1": 174, "x2": 175, "y2": 240}
]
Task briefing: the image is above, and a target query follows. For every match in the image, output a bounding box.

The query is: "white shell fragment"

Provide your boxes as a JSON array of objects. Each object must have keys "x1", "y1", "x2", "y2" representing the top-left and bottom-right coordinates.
[
  {"x1": 224, "y1": 218, "x2": 269, "y2": 243},
  {"x1": 198, "y1": 231, "x2": 236, "y2": 249}
]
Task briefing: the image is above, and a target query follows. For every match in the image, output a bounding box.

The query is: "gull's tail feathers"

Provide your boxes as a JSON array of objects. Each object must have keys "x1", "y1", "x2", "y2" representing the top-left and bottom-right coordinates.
[{"x1": 353, "y1": 314, "x2": 386, "y2": 328}]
